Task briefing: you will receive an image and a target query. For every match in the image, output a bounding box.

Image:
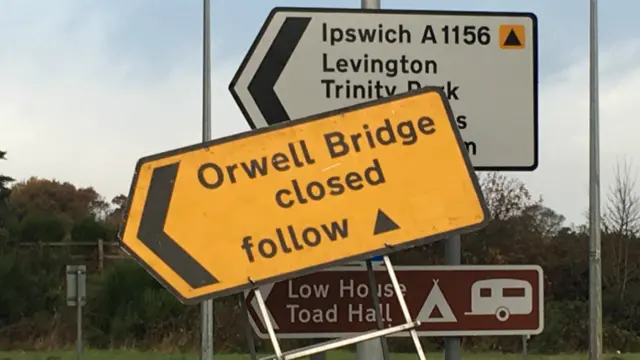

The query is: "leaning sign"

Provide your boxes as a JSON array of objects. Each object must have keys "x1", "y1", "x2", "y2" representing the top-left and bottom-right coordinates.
[
  {"x1": 119, "y1": 87, "x2": 489, "y2": 304},
  {"x1": 230, "y1": 7, "x2": 538, "y2": 171},
  {"x1": 245, "y1": 264, "x2": 544, "y2": 338}
]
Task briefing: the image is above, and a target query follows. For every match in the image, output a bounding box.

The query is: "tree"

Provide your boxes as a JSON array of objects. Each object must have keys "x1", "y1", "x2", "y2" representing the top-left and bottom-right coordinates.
[
  {"x1": 19, "y1": 212, "x2": 66, "y2": 243},
  {"x1": 601, "y1": 157, "x2": 640, "y2": 300},
  {"x1": 603, "y1": 157, "x2": 640, "y2": 236},
  {"x1": 463, "y1": 173, "x2": 543, "y2": 265},
  {"x1": 111, "y1": 194, "x2": 127, "y2": 209},
  {"x1": 9, "y1": 177, "x2": 105, "y2": 223},
  {"x1": 0, "y1": 150, "x2": 14, "y2": 228},
  {"x1": 105, "y1": 194, "x2": 127, "y2": 228},
  {"x1": 476, "y1": 172, "x2": 537, "y2": 220},
  {"x1": 521, "y1": 203, "x2": 566, "y2": 240},
  {"x1": 71, "y1": 216, "x2": 108, "y2": 242},
  {"x1": 0, "y1": 150, "x2": 12, "y2": 197}
]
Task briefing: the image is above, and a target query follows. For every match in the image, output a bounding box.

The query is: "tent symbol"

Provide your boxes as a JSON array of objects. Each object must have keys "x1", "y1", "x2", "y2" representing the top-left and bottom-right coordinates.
[{"x1": 416, "y1": 279, "x2": 457, "y2": 323}]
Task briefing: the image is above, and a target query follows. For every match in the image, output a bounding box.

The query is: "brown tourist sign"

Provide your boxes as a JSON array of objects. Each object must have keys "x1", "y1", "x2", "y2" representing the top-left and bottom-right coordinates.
[{"x1": 244, "y1": 264, "x2": 544, "y2": 338}]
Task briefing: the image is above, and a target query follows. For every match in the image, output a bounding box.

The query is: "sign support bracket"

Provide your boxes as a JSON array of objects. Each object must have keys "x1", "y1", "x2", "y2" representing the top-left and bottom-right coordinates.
[
  {"x1": 253, "y1": 287, "x2": 283, "y2": 358},
  {"x1": 382, "y1": 255, "x2": 427, "y2": 359},
  {"x1": 254, "y1": 256, "x2": 427, "y2": 360}
]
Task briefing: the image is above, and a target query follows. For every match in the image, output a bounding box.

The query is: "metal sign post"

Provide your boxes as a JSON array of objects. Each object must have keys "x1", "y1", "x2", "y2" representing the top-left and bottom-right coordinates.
[
  {"x1": 354, "y1": 1, "x2": 390, "y2": 359},
  {"x1": 357, "y1": 258, "x2": 389, "y2": 360},
  {"x1": 444, "y1": 235, "x2": 462, "y2": 360},
  {"x1": 66, "y1": 265, "x2": 86, "y2": 360},
  {"x1": 200, "y1": 1, "x2": 214, "y2": 359},
  {"x1": 240, "y1": 293, "x2": 258, "y2": 360},
  {"x1": 588, "y1": 0, "x2": 603, "y2": 359}
]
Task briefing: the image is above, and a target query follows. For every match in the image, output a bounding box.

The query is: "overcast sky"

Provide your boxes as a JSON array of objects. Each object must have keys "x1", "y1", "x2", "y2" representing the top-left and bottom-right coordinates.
[{"x1": 1, "y1": 0, "x2": 639, "y2": 227}]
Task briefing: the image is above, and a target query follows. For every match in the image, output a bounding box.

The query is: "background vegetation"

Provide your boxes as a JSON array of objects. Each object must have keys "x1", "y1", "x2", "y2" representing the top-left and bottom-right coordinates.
[{"x1": 2, "y1": 150, "x2": 640, "y2": 354}]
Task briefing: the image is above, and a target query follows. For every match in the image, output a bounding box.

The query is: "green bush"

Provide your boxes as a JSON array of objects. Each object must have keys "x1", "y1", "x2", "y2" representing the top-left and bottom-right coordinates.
[
  {"x1": 87, "y1": 260, "x2": 196, "y2": 349},
  {"x1": 530, "y1": 300, "x2": 589, "y2": 353},
  {"x1": 0, "y1": 248, "x2": 68, "y2": 348},
  {"x1": 71, "y1": 217, "x2": 108, "y2": 242},
  {"x1": 19, "y1": 212, "x2": 65, "y2": 243},
  {"x1": 0, "y1": 228, "x2": 9, "y2": 249}
]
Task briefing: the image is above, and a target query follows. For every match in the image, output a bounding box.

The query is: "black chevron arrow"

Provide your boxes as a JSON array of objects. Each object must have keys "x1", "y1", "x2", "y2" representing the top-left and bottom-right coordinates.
[
  {"x1": 137, "y1": 162, "x2": 219, "y2": 288},
  {"x1": 248, "y1": 16, "x2": 311, "y2": 126}
]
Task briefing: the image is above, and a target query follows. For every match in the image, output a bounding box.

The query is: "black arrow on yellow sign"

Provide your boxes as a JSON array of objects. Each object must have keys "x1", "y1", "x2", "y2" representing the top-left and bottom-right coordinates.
[
  {"x1": 503, "y1": 30, "x2": 522, "y2": 47},
  {"x1": 373, "y1": 209, "x2": 400, "y2": 235},
  {"x1": 137, "y1": 162, "x2": 219, "y2": 288}
]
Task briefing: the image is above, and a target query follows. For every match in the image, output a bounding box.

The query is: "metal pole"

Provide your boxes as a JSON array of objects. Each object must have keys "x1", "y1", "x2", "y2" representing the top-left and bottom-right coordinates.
[
  {"x1": 76, "y1": 269, "x2": 82, "y2": 360},
  {"x1": 202, "y1": 0, "x2": 211, "y2": 141},
  {"x1": 240, "y1": 294, "x2": 258, "y2": 360},
  {"x1": 366, "y1": 260, "x2": 390, "y2": 360},
  {"x1": 361, "y1": 0, "x2": 380, "y2": 8},
  {"x1": 200, "y1": 0, "x2": 214, "y2": 359},
  {"x1": 358, "y1": 260, "x2": 389, "y2": 360},
  {"x1": 588, "y1": 0, "x2": 603, "y2": 359},
  {"x1": 357, "y1": 1, "x2": 384, "y2": 359},
  {"x1": 444, "y1": 235, "x2": 461, "y2": 360},
  {"x1": 310, "y1": 352, "x2": 327, "y2": 360},
  {"x1": 522, "y1": 335, "x2": 528, "y2": 357}
]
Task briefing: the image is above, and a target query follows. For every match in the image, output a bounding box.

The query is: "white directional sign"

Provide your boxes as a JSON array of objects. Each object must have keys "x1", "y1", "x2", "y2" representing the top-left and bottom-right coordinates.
[{"x1": 229, "y1": 8, "x2": 538, "y2": 171}]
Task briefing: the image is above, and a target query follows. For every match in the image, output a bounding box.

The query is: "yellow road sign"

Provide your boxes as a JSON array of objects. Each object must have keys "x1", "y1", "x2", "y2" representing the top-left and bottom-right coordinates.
[{"x1": 119, "y1": 87, "x2": 489, "y2": 304}]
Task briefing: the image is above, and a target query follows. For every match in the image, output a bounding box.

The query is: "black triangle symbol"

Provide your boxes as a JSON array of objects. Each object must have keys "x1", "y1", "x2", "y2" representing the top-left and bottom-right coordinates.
[
  {"x1": 503, "y1": 29, "x2": 522, "y2": 47},
  {"x1": 373, "y1": 209, "x2": 400, "y2": 235}
]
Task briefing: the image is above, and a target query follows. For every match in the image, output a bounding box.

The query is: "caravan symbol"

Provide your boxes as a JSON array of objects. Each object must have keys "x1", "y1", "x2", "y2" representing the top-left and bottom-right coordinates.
[{"x1": 464, "y1": 278, "x2": 533, "y2": 322}]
